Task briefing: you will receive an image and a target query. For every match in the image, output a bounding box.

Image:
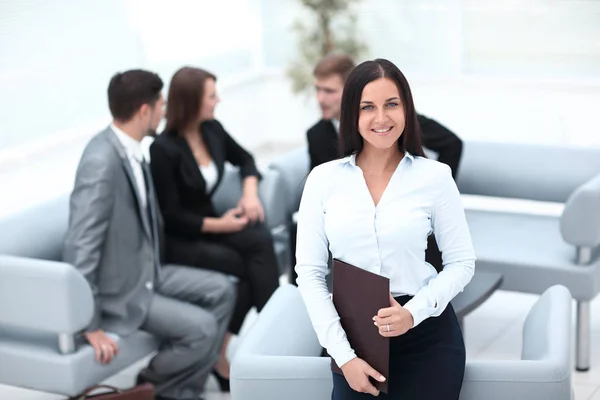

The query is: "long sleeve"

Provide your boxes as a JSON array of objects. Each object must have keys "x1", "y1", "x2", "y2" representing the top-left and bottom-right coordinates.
[
  {"x1": 295, "y1": 167, "x2": 357, "y2": 368},
  {"x1": 307, "y1": 129, "x2": 325, "y2": 171},
  {"x1": 403, "y1": 164, "x2": 476, "y2": 327},
  {"x1": 306, "y1": 131, "x2": 334, "y2": 171},
  {"x1": 149, "y1": 141, "x2": 207, "y2": 237},
  {"x1": 306, "y1": 122, "x2": 339, "y2": 170},
  {"x1": 215, "y1": 121, "x2": 261, "y2": 179},
  {"x1": 63, "y1": 154, "x2": 115, "y2": 332},
  {"x1": 417, "y1": 114, "x2": 463, "y2": 178}
]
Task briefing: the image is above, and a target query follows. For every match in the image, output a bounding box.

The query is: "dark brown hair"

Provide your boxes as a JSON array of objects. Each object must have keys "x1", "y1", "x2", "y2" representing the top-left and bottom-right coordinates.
[
  {"x1": 339, "y1": 58, "x2": 425, "y2": 158},
  {"x1": 313, "y1": 54, "x2": 356, "y2": 83},
  {"x1": 107, "y1": 69, "x2": 163, "y2": 122},
  {"x1": 165, "y1": 66, "x2": 216, "y2": 134}
]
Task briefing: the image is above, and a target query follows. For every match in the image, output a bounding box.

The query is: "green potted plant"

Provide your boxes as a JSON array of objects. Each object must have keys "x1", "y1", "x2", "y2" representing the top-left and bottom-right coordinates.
[{"x1": 286, "y1": 0, "x2": 367, "y2": 96}]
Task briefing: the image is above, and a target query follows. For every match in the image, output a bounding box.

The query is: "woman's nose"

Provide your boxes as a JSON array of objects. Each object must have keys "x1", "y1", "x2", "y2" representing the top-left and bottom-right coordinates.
[{"x1": 375, "y1": 109, "x2": 388, "y2": 124}]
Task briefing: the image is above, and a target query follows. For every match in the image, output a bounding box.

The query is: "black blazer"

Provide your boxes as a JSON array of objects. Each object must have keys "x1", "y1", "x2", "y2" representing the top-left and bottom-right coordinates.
[
  {"x1": 306, "y1": 119, "x2": 339, "y2": 171},
  {"x1": 149, "y1": 119, "x2": 260, "y2": 240}
]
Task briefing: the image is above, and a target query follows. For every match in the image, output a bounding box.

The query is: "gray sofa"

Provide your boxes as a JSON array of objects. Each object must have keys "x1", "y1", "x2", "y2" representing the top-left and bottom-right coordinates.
[
  {"x1": 456, "y1": 141, "x2": 600, "y2": 371},
  {"x1": 269, "y1": 141, "x2": 600, "y2": 371},
  {"x1": 230, "y1": 284, "x2": 573, "y2": 400},
  {"x1": 0, "y1": 166, "x2": 286, "y2": 397}
]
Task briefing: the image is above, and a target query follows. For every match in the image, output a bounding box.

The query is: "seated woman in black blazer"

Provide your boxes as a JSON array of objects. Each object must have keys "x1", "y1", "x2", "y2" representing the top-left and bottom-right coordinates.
[{"x1": 149, "y1": 66, "x2": 280, "y2": 390}]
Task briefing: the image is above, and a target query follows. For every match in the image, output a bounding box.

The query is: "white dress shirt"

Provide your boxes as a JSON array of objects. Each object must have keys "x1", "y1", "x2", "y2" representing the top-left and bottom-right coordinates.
[
  {"x1": 111, "y1": 124, "x2": 147, "y2": 208},
  {"x1": 331, "y1": 119, "x2": 340, "y2": 134},
  {"x1": 295, "y1": 152, "x2": 476, "y2": 368}
]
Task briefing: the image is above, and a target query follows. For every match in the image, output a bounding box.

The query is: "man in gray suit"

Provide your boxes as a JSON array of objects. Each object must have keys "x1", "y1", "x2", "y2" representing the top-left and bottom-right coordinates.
[{"x1": 63, "y1": 69, "x2": 235, "y2": 400}]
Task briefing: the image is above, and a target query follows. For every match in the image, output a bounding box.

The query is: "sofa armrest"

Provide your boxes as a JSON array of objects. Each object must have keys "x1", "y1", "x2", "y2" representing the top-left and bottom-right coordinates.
[
  {"x1": 560, "y1": 172, "x2": 600, "y2": 248},
  {"x1": 461, "y1": 360, "x2": 571, "y2": 400},
  {"x1": 234, "y1": 285, "x2": 321, "y2": 357},
  {"x1": 0, "y1": 255, "x2": 93, "y2": 334},
  {"x1": 231, "y1": 354, "x2": 332, "y2": 400},
  {"x1": 258, "y1": 168, "x2": 288, "y2": 231},
  {"x1": 231, "y1": 285, "x2": 329, "y2": 399},
  {"x1": 267, "y1": 146, "x2": 310, "y2": 215},
  {"x1": 212, "y1": 165, "x2": 288, "y2": 231}
]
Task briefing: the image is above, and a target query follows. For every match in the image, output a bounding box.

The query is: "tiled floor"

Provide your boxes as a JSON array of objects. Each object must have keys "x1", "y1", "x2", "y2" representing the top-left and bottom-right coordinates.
[{"x1": 3, "y1": 287, "x2": 600, "y2": 399}]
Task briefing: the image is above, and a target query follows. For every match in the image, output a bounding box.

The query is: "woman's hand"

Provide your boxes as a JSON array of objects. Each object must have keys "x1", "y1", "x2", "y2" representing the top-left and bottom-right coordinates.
[
  {"x1": 340, "y1": 357, "x2": 386, "y2": 396},
  {"x1": 237, "y1": 194, "x2": 264, "y2": 224},
  {"x1": 219, "y1": 207, "x2": 249, "y2": 233},
  {"x1": 373, "y1": 293, "x2": 414, "y2": 337}
]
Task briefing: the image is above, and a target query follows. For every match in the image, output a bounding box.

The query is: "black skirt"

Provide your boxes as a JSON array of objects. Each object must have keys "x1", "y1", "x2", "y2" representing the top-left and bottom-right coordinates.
[{"x1": 332, "y1": 295, "x2": 466, "y2": 400}]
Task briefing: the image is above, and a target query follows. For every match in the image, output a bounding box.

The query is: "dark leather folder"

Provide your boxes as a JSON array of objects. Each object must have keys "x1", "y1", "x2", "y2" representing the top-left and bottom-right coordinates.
[{"x1": 330, "y1": 259, "x2": 390, "y2": 393}]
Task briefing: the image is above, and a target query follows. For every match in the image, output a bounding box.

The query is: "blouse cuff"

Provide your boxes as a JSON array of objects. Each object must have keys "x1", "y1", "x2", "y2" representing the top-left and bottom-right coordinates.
[
  {"x1": 329, "y1": 340, "x2": 357, "y2": 368},
  {"x1": 403, "y1": 296, "x2": 437, "y2": 328}
]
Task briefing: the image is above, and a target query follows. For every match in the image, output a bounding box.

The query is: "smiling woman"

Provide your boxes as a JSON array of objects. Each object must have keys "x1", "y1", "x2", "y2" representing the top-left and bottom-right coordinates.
[
  {"x1": 359, "y1": 82, "x2": 405, "y2": 143},
  {"x1": 295, "y1": 58, "x2": 476, "y2": 399},
  {"x1": 340, "y1": 59, "x2": 425, "y2": 159}
]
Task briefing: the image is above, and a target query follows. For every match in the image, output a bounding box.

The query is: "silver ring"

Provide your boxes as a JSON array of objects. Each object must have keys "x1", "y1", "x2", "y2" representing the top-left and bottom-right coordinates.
[{"x1": 386, "y1": 324, "x2": 390, "y2": 332}]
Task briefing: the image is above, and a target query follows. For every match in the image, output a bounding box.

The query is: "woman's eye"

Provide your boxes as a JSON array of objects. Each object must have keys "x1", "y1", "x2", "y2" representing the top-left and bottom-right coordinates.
[
  {"x1": 361, "y1": 105, "x2": 373, "y2": 111},
  {"x1": 386, "y1": 102, "x2": 399, "y2": 108}
]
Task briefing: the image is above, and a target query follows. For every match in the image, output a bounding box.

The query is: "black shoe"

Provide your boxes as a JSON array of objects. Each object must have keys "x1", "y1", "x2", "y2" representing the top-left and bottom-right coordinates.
[
  {"x1": 212, "y1": 369, "x2": 230, "y2": 392},
  {"x1": 135, "y1": 375, "x2": 144, "y2": 386}
]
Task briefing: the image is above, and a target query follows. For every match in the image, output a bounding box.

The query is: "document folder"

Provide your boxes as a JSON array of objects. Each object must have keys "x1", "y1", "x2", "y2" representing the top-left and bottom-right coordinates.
[{"x1": 330, "y1": 259, "x2": 390, "y2": 393}]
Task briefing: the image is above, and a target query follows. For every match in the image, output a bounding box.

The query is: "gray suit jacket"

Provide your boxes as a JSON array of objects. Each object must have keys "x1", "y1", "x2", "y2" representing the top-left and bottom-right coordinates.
[{"x1": 63, "y1": 127, "x2": 160, "y2": 336}]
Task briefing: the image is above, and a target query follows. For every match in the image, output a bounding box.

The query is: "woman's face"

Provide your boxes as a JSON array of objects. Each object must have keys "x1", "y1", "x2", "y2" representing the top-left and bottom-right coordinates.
[
  {"x1": 357, "y1": 77, "x2": 405, "y2": 151},
  {"x1": 199, "y1": 78, "x2": 220, "y2": 121}
]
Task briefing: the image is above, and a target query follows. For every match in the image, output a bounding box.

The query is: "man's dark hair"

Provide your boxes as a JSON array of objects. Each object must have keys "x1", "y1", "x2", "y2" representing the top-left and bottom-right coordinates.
[
  {"x1": 313, "y1": 54, "x2": 356, "y2": 83},
  {"x1": 107, "y1": 69, "x2": 163, "y2": 122}
]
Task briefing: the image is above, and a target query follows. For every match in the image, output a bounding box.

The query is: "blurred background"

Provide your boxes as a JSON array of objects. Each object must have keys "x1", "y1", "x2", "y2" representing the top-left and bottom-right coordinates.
[{"x1": 1, "y1": 0, "x2": 599, "y2": 217}]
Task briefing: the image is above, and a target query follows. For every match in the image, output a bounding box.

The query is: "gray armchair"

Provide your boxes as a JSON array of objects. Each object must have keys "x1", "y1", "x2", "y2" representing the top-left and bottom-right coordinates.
[
  {"x1": 460, "y1": 284, "x2": 573, "y2": 400},
  {"x1": 0, "y1": 165, "x2": 287, "y2": 396},
  {"x1": 457, "y1": 141, "x2": 600, "y2": 371},
  {"x1": 0, "y1": 195, "x2": 160, "y2": 396},
  {"x1": 230, "y1": 284, "x2": 573, "y2": 400}
]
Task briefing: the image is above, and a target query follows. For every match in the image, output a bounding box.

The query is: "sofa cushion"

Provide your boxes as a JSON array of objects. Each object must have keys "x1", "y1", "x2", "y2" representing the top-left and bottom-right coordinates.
[
  {"x1": 466, "y1": 209, "x2": 600, "y2": 300},
  {"x1": 457, "y1": 141, "x2": 600, "y2": 203},
  {"x1": 0, "y1": 327, "x2": 159, "y2": 397}
]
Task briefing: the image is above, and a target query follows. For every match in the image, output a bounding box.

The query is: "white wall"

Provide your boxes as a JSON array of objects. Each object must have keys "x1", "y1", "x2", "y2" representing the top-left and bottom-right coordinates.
[
  {"x1": 0, "y1": 0, "x2": 264, "y2": 166},
  {"x1": 1, "y1": 0, "x2": 600, "y2": 218},
  {"x1": 0, "y1": 0, "x2": 139, "y2": 154},
  {"x1": 262, "y1": 0, "x2": 600, "y2": 80}
]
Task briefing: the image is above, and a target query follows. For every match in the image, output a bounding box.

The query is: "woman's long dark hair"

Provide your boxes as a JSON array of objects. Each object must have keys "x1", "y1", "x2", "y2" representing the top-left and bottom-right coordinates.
[
  {"x1": 164, "y1": 66, "x2": 216, "y2": 136},
  {"x1": 339, "y1": 58, "x2": 425, "y2": 158}
]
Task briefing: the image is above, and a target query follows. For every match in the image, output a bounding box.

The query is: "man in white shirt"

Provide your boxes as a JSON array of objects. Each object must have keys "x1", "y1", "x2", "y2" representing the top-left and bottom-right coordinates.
[{"x1": 63, "y1": 69, "x2": 235, "y2": 400}]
